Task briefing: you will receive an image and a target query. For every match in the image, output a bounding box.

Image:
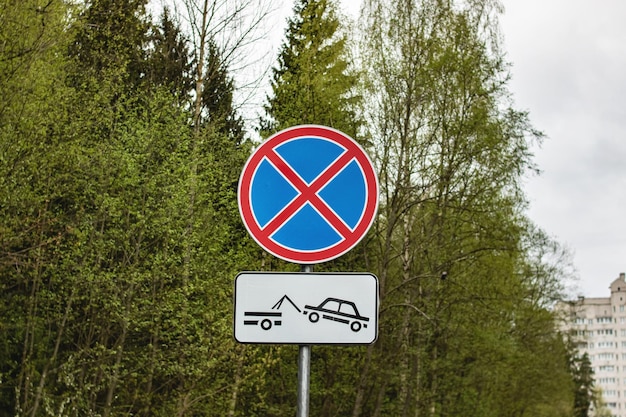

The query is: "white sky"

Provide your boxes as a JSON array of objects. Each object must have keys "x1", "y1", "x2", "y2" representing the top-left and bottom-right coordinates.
[
  {"x1": 500, "y1": 1, "x2": 626, "y2": 297},
  {"x1": 259, "y1": 0, "x2": 626, "y2": 298}
]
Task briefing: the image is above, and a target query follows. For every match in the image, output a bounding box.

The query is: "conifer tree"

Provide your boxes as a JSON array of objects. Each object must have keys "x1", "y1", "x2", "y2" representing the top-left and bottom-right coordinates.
[
  {"x1": 68, "y1": 0, "x2": 151, "y2": 90},
  {"x1": 201, "y1": 39, "x2": 245, "y2": 145},
  {"x1": 572, "y1": 352, "x2": 597, "y2": 417},
  {"x1": 253, "y1": 2, "x2": 370, "y2": 415},
  {"x1": 146, "y1": 7, "x2": 194, "y2": 102},
  {"x1": 261, "y1": 0, "x2": 361, "y2": 138}
]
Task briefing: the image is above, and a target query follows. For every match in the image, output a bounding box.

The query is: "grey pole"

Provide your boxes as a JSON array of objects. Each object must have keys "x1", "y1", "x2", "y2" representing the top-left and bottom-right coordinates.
[
  {"x1": 297, "y1": 264, "x2": 312, "y2": 417},
  {"x1": 296, "y1": 344, "x2": 311, "y2": 417}
]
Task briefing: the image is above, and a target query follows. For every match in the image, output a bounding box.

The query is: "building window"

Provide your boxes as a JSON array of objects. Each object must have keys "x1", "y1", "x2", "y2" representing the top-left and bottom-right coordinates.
[
  {"x1": 599, "y1": 365, "x2": 616, "y2": 372},
  {"x1": 599, "y1": 377, "x2": 617, "y2": 384},
  {"x1": 621, "y1": 305, "x2": 625, "y2": 312},
  {"x1": 589, "y1": 319, "x2": 594, "y2": 325},
  {"x1": 598, "y1": 378, "x2": 626, "y2": 384},
  {"x1": 597, "y1": 317, "x2": 613, "y2": 324}
]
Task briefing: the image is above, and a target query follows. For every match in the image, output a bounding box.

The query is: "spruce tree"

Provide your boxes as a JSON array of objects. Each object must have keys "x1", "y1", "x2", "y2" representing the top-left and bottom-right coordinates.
[
  {"x1": 68, "y1": 0, "x2": 151, "y2": 90},
  {"x1": 572, "y1": 352, "x2": 596, "y2": 417},
  {"x1": 146, "y1": 7, "x2": 194, "y2": 102},
  {"x1": 201, "y1": 39, "x2": 245, "y2": 145},
  {"x1": 261, "y1": 0, "x2": 361, "y2": 138}
]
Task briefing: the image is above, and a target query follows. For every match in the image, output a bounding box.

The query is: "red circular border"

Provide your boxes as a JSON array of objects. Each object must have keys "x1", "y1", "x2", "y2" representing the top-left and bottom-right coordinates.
[{"x1": 238, "y1": 125, "x2": 379, "y2": 264}]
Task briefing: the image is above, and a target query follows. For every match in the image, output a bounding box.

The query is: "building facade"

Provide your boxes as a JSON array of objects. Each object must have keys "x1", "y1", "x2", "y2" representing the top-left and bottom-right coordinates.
[{"x1": 559, "y1": 272, "x2": 626, "y2": 416}]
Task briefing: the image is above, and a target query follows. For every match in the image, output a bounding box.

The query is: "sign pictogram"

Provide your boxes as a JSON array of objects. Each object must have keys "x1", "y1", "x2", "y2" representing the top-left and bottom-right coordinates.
[
  {"x1": 238, "y1": 125, "x2": 379, "y2": 264},
  {"x1": 234, "y1": 272, "x2": 379, "y2": 344}
]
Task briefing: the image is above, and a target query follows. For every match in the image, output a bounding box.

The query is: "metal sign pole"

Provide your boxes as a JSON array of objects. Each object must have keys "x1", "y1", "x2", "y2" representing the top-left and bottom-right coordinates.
[
  {"x1": 296, "y1": 344, "x2": 311, "y2": 417},
  {"x1": 297, "y1": 264, "x2": 312, "y2": 417}
]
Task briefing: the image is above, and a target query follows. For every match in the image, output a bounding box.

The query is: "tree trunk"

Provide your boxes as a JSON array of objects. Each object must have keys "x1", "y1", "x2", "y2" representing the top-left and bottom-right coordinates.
[
  {"x1": 30, "y1": 290, "x2": 75, "y2": 417},
  {"x1": 227, "y1": 347, "x2": 245, "y2": 417},
  {"x1": 351, "y1": 344, "x2": 374, "y2": 417},
  {"x1": 103, "y1": 317, "x2": 128, "y2": 417}
]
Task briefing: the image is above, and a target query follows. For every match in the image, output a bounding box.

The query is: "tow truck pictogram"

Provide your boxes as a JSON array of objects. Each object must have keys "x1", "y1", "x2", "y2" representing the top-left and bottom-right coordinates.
[
  {"x1": 243, "y1": 295, "x2": 300, "y2": 330},
  {"x1": 243, "y1": 295, "x2": 369, "y2": 333}
]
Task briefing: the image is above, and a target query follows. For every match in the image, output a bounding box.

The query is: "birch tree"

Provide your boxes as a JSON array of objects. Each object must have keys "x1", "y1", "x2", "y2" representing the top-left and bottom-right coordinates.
[{"x1": 353, "y1": 0, "x2": 573, "y2": 415}]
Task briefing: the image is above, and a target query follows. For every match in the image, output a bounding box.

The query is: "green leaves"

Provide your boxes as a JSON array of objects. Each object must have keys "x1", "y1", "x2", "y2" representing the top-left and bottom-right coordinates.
[
  {"x1": 354, "y1": 1, "x2": 576, "y2": 415},
  {"x1": 0, "y1": 0, "x2": 580, "y2": 415}
]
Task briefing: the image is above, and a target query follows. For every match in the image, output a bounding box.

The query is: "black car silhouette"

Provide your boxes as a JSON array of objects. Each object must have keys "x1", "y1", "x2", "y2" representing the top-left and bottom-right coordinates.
[{"x1": 303, "y1": 298, "x2": 369, "y2": 332}]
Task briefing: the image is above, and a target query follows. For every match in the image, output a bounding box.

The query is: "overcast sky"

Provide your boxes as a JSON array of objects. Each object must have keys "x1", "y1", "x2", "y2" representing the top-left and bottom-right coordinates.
[
  {"x1": 499, "y1": 1, "x2": 626, "y2": 297},
  {"x1": 265, "y1": 1, "x2": 626, "y2": 298}
]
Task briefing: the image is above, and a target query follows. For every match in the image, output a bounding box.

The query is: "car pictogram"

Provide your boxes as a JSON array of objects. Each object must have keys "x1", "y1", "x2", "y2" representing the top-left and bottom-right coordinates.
[{"x1": 303, "y1": 298, "x2": 369, "y2": 332}]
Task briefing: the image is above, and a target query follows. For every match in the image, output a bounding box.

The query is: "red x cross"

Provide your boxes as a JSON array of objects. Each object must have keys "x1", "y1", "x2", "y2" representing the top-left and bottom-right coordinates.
[{"x1": 260, "y1": 149, "x2": 355, "y2": 241}]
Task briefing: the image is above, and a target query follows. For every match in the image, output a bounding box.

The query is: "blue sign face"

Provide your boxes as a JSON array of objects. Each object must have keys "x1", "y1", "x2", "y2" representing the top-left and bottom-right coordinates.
[
  {"x1": 251, "y1": 137, "x2": 366, "y2": 250},
  {"x1": 238, "y1": 125, "x2": 379, "y2": 264}
]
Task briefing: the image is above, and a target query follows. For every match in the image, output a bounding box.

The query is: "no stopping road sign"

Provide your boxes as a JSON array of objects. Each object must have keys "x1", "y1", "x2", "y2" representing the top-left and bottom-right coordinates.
[{"x1": 238, "y1": 125, "x2": 379, "y2": 264}]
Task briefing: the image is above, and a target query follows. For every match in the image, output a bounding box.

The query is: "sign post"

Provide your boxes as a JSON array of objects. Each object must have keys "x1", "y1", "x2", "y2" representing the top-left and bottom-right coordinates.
[
  {"x1": 297, "y1": 343, "x2": 310, "y2": 417},
  {"x1": 297, "y1": 265, "x2": 312, "y2": 417},
  {"x1": 236, "y1": 125, "x2": 380, "y2": 416},
  {"x1": 234, "y1": 269, "x2": 378, "y2": 414}
]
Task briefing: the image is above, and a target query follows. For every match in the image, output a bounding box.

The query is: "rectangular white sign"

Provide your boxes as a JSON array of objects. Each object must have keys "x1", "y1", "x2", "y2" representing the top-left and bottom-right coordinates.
[{"x1": 234, "y1": 272, "x2": 378, "y2": 344}]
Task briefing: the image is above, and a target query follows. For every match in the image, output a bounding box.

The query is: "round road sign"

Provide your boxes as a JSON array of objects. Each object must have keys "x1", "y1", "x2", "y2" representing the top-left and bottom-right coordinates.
[{"x1": 238, "y1": 125, "x2": 379, "y2": 264}]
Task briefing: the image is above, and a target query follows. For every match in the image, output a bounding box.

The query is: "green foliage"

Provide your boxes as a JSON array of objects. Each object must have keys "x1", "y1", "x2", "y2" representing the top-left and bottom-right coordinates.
[
  {"x1": 200, "y1": 39, "x2": 245, "y2": 144},
  {"x1": 0, "y1": 1, "x2": 75, "y2": 411},
  {"x1": 353, "y1": 0, "x2": 576, "y2": 415},
  {"x1": 570, "y1": 350, "x2": 596, "y2": 417},
  {"x1": 257, "y1": 3, "x2": 373, "y2": 414},
  {"x1": 0, "y1": 0, "x2": 580, "y2": 415},
  {"x1": 145, "y1": 7, "x2": 194, "y2": 102},
  {"x1": 68, "y1": 0, "x2": 151, "y2": 90},
  {"x1": 261, "y1": 0, "x2": 362, "y2": 139},
  {"x1": 1, "y1": 0, "x2": 257, "y2": 414}
]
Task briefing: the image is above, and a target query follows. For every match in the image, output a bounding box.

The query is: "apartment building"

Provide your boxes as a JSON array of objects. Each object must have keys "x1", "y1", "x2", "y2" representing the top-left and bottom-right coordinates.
[{"x1": 558, "y1": 272, "x2": 626, "y2": 416}]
